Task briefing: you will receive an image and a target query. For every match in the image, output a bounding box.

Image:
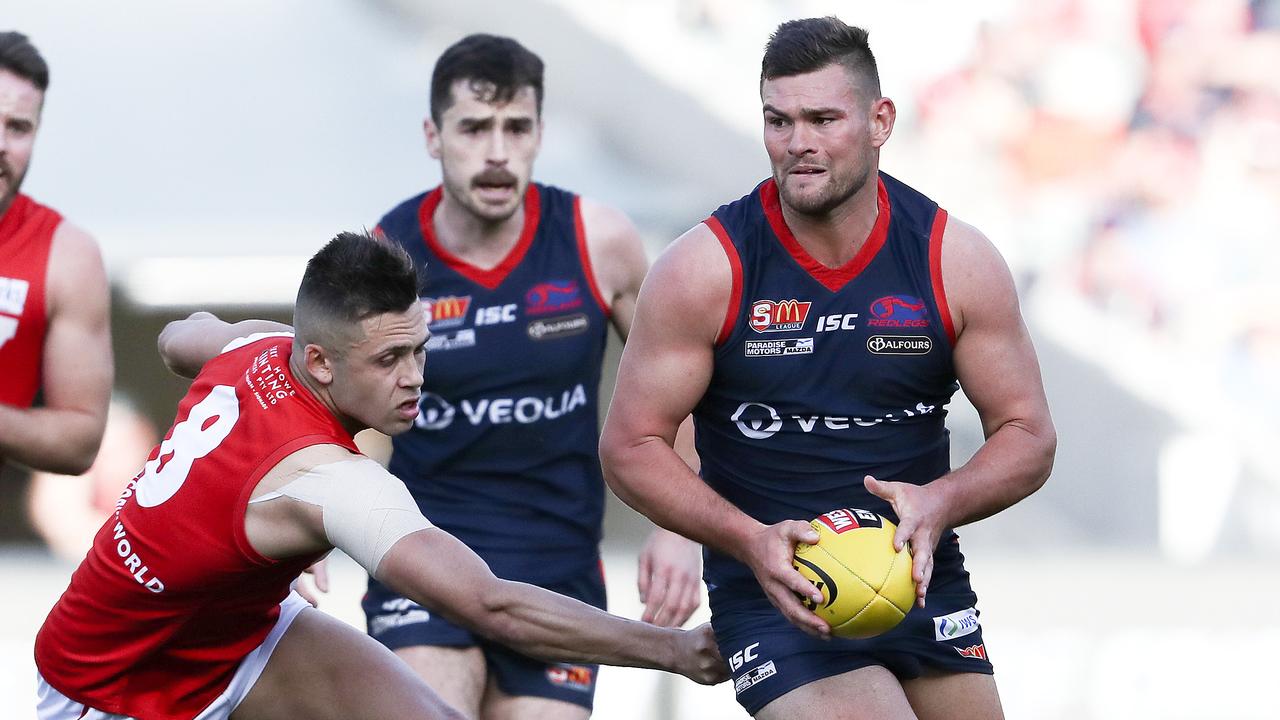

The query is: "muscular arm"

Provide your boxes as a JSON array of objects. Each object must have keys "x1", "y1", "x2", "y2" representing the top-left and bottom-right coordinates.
[
  {"x1": 599, "y1": 225, "x2": 827, "y2": 635},
  {"x1": 866, "y1": 216, "x2": 1056, "y2": 604},
  {"x1": 932, "y1": 218, "x2": 1056, "y2": 523},
  {"x1": 0, "y1": 224, "x2": 111, "y2": 474},
  {"x1": 157, "y1": 311, "x2": 292, "y2": 378},
  {"x1": 243, "y1": 447, "x2": 725, "y2": 683},
  {"x1": 378, "y1": 529, "x2": 722, "y2": 680}
]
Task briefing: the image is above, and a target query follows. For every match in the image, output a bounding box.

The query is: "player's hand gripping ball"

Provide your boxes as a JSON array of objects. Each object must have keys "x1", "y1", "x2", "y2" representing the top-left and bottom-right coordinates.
[{"x1": 792, "y1": 508, "x2": 915, "y2": 638}]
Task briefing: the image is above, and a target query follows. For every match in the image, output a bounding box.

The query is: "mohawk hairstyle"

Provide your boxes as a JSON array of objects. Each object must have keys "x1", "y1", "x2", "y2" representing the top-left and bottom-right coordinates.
[
  {"x1": 761, "y1": 17, "x2": 880, "y2": 100},
  {"x1": 294, "y1": 231, "x2": 419, "y2": 353}
]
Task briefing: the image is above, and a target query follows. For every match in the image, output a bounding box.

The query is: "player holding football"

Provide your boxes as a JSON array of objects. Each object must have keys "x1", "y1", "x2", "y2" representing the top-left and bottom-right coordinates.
[
  {"x1": 365, "y1": 33, "x2": 701, "y2": 720},
  {"x1": 0, "y1": 31, "x2": 111, "y2": 477},
  {"x1": 34, "y1": 233, "x2": 726, "y2": 720},
  {"x1": 600, "y1": 17, "x2": 1055, "y2": 720}
]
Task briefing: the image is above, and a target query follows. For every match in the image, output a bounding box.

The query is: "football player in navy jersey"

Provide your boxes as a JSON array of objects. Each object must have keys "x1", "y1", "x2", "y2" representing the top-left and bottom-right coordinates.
[
  {"x1": 361, "y1": 34, "x2": 701, "y2": 720},
  {"x1": 601, "y1": 17, "x2": 1055, "y2": 720}
]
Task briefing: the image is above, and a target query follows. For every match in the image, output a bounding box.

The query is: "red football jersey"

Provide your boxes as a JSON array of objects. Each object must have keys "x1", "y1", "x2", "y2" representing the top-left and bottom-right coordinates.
[
  {"x1": 0, "y1": 193, "x2": 61, "y2": 407},
  {"x1": 35, "y1": 336, "x2": 359, "y2": 719}
]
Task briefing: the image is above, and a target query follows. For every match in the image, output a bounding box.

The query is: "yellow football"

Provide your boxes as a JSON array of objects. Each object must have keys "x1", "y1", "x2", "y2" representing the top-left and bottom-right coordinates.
[{"x1": 793, "y1": 508, "x2": 915, "y2": 639}]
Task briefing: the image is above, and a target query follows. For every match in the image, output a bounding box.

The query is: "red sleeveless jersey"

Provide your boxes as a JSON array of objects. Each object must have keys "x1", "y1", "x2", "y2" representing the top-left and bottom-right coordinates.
[
  {"x1": 35, "y1": 336, "x2": 359, "y2": 719},
  {"x1": 0, "y1": 193, "x2": 62, "y2": 407}
]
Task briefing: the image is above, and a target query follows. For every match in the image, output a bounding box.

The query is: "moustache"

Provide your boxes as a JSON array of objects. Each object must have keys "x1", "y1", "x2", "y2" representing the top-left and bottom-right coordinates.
[{"x1": 472, "y1": 168, "x2": 518, "y2": 187}]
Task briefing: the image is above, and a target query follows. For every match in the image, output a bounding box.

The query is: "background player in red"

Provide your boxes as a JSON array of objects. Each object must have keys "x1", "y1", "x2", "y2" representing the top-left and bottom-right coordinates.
[
  {"x1": 0, "y1": 30, "x2": 111, "y2": 476},
  {"x1": 365, "y1": 34, "x2": 701, "y2": 720},
  {"x1": 600, "y1": 17, "x2": 1056, "y2": 720},
  {"x1": 34, "y1": 232, "x2": 726, "y2": 720}
]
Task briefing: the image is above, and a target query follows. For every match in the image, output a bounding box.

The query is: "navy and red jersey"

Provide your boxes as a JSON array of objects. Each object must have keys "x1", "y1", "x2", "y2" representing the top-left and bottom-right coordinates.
[
  {"x1": 35, "y1": 336, "x2": 359, "y2": 720},
  {"x1": 694, "y1": 172, "x2": 960, "y2": 590},
  {"x1": 375, "y1": 183, "x2": 610, "y2": 584},
  {"x1": 0, "y1": 193, "x2": 62, "y2": 408}
]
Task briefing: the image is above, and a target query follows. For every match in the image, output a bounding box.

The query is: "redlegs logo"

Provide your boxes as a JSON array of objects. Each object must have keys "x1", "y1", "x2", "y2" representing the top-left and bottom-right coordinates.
[{"x1": 750, "y1": 299, "x2": 812, "y2": 333}]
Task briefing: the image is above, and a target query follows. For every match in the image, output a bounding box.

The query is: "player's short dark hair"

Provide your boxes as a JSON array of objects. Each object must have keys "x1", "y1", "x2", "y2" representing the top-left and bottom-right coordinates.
[
  {"x1": 761, "y1": 17, "x2": 880, "y2": 100},
  {"x1": 295, "y1": 232, "x2": 419, "y2": 352},
  {"x1": 430, "y1": 33, "x2": 544, "y2": 124},
  {"x1": 0, "y1": 31, "x2": 50, "y2": 92}
]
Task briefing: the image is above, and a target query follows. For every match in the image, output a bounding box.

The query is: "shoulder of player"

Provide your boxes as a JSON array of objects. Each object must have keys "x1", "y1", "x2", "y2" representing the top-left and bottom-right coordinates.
[
  {"x1": 576, "y1": 196, "x2": 647, "y2": 300},
  {"x1": 578, "y1": 197, "x2": 645, "y2": 267},
  {"x1": 639, "y1": 223, "x2": 732, "y2": 340},
  {"x1": 46, "y1": 221, "x2": 107, "y2": 315},
  {"x1": 938, "y1": 213, "x2": 1019, "y2": 333}
]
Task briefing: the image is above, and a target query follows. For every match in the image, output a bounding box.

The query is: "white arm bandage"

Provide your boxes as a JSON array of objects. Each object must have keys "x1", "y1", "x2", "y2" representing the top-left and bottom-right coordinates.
[{"x1": 256, "y1": 455, "x2": 432, "y2": 576}]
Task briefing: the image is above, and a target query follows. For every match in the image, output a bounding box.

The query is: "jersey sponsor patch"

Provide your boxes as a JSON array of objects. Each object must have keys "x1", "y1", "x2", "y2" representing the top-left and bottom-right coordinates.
[
  {"x1": 0, "y1": 316, "x2": 17, "y2": 350},
  {"x1": 868, "y1": 295, "x2": 929, "y2": 328},
  {"x1": 474, "y1": 303, "x2": 518, "y2": 326},
  {"x1": 527, "y1": 313, "x2": 589, "y2": 341},
  {"x1": 426, "y1": 329, "x2": 477, "y2": 352},
  {"x1": 749, "y1": 299, "x2": 812, "y2": 333},
  {"x1": 0, "y1": 277, "x2": 28, "y2": 351},
  {"x1": 412, "y1": 384, "x2": 589, "y2": 431},
  {"x1": 525, "y1": 280, "x2": 583, "y2": 316},
  {"x1": 867, "y1": 335, "x2": 932, "y2": 355},
  {"x1": 816, "y1": 508, "x2": 882, "y2": 534},
  {"x1": 814, "y1": 312, "x2": 859, "y2": 333},
  {"x1": 934, "y1": 607, "x2": 980, "y2": 641},
  {"x1": 369, "y1": 597, "x2": 431, "y2": 637},
  {"x1": 744, "y1": 338, "x2": 813, "y2": 357},
  {"x1": 954, "y1": 643, "x2": 987, "y2": 660},
  {"x1": 546, "y1": 664, "x2": 594, "y2": 692},
  {"x1": 0, "y1": 276, "x2": 29, "y2": 315},
  {"x1": 734, "y1": 661, "x2": 777, "y2": 695},
  {"x1": 729, "y1": 400, "x2": 939, "y2": 439},
  {"x1": 422, "y1": 295, "x2": 472, "y2": 329}
]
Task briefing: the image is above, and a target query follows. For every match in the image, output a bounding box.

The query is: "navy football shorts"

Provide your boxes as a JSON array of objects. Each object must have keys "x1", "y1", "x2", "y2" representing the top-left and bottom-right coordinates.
[
  {"x1": 363, "y1": 569, "x2": 607, "y2": 710},
  {"x1": 709, "y1": 533, "x2": 993, "y2": 715}
]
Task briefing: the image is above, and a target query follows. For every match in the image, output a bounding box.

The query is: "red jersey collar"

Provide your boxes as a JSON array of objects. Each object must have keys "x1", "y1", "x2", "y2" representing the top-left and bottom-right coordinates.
[
  {"x1": 760, "y1": 176, "x2": 891, "y2": 293},
  {"x1": 417, "y1": 184, "x2": 541, "y2": 290}
]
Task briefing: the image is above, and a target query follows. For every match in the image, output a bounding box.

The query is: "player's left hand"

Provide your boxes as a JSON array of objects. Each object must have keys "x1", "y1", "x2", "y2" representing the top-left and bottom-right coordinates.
[
  {"x1": 637, "y1": 527, "x2": 702, "y2": 627},
  {"x1": 864, "y1": 475, "x2": 949, "y2": 608},
  {"x1": 292, "y1": 556, "x2": 331, "y2": 608}
]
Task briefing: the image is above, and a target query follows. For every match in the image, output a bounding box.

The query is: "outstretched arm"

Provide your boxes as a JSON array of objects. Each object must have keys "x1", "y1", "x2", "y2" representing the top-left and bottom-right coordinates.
[
  {"x1": 0, "y1": 224, "x2": 111, "y2": 474},
  {"x1": 866, "y1": 216, "x2": 1056, "y2": 607},
  {"x1": 599, "y1": 224, "x2": 827, "y2": 637},
  {"x1": 157, "y1": 311, "x2": 291, "y2": 378},
  {"x1": 242, "y1": 449, "x2": 727, "y2": 684},
  {"x1": 378, "y1": 529, "x2": 724, "y2": 683}
]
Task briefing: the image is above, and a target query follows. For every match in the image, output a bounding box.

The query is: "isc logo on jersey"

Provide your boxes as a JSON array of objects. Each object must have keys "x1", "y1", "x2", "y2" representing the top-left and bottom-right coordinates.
[
  {"x1": 750, "y1": 299, "x2": 811, "y2": 333},
  {"x1": 421, "y1": 295, "x2": 472, "y2": 329}
]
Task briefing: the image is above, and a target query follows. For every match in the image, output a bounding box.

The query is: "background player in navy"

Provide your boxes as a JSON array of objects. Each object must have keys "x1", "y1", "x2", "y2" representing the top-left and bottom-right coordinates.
[
  {"x1": 363, "y1": 34, "x2": 701, "y2": 720},
  {"x1": 601, "y1": 17, "x2": 1055, "y2": 720},
  {"x1": 0, "y1": 31, "x2": 111, "y2": 479}
]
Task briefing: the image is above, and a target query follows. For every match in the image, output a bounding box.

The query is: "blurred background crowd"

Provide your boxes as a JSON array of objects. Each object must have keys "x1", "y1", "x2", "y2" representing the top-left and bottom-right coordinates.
[{"x1": 3, "y1": 0, "x2": 1277, "y2": 717}]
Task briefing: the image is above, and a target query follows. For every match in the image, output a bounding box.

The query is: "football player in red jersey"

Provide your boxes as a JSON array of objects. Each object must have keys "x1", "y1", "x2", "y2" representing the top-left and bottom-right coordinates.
[
  {"x1": 0, "y1": 31, "x2": 110, "y2": 476},
  {"x1": 34, "y1": 232, "x2": 725, "y2": 720}
]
